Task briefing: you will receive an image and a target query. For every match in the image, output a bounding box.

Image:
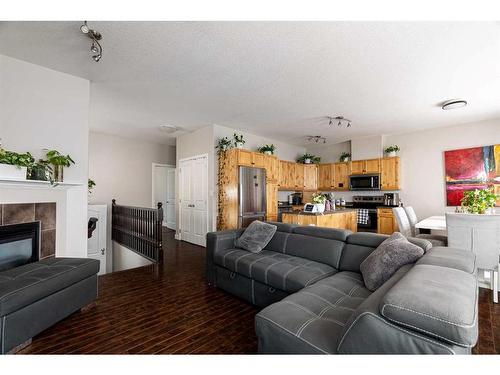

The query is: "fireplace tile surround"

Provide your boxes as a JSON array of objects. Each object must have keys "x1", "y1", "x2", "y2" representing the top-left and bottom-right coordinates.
[{"x1": 0, "y1": 202, "x2": 56, "y2": 258}]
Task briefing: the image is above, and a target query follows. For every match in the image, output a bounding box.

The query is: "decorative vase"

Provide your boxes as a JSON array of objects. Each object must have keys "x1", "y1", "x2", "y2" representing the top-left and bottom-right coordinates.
[
  {"x1": 304, "y1": 158, "x2": 312, "y2": 164},
  {"x1": 387, "y1": 151, "x2": 397, "y2": 157},
  {"x1": 0, "y1": 164, "x2": 27, "y2": 180},
  {"x1": 264, "y1": 150, "x2": 272, "y2": 155},
  {"x1": 53, "y1": 165, "x2": 64, "y2": 182},
  {"x1": 314, "y1": 203, "x2": 325, "y2": 213},
  {"x1": 341, "y1": 157, "x2": 350, "y2": 162},
  {"x1": 28, "y1": 167, "x2": 48, "y2": 181},
  {"x1": 235, "y1": 142, "x2": 244, "y2": 149}
]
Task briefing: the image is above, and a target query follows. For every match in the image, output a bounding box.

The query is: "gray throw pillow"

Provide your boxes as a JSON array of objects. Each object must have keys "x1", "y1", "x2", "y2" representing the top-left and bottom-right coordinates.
[
  {"x1": 236, "y1": 221, "x2": 277, "y2": 253},
  {"x1": 360, "y1": 232, "x2": 424, "y2": 291}
]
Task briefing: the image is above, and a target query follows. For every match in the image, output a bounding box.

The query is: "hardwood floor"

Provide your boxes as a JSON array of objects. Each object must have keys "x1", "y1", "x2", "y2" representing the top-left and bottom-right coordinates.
[{"x1": 17, "y1": 229, "x2": 500, "y2": 354}]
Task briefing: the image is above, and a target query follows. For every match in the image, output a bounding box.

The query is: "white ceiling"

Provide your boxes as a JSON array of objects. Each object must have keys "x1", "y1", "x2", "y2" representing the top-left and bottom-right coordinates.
[{"x1": 1, "y1": 21, "x2": 499, "y2": 146}]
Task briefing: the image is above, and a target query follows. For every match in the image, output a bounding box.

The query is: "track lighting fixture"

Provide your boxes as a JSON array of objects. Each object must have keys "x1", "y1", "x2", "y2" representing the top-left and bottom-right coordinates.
[
  {"x1": 80, "y1": 21, "x2": 103, "y2": 62},
  {"x1": 327, "y1": 116, "x2": 352, "y2": 128},
  {"x1": 307, "y1": 135, "x2": 327, "y2": 144}
]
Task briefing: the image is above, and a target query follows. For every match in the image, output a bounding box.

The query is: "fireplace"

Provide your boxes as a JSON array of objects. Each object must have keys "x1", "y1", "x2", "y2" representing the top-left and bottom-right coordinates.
[{"x1": 0, "y1": 221, "x2": 40, "y2": 271}]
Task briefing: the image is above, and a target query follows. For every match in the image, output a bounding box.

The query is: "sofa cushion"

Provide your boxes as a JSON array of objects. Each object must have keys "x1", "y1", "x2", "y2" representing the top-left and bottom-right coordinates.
[
  {"x1": 0, "y1": 257, "x2": 100, "y2": 316},
  {"x1": 213, "y1": 248, "x2": 336, "y2": 293},
  {"x1": 380, "y1": 263, "x2": 478, "y2": 348},
  {"x1": 416, "y1": 247, "x2": 476, "y2": 274},
  {"x1": 235, "y1": 221, "x2": 277, "y2": 253},
  {"x1": 255, "y1": 271, "x2": 371, "y2": 353},
  {"x1": 360, "y1": 232, "x2": 424, "y2": 291},
  {"x1": 284, "y1": 233, "x2": 344, "y2": 268}
]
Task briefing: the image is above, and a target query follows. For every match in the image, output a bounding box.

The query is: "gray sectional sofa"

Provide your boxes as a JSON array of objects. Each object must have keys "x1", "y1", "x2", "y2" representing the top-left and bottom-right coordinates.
[
  {"x1": 206, "y1": 222, "x2": 478, "y2": 354},
  {"x1": 0, "y1": 257, "x2": 100, "y2": 354}
]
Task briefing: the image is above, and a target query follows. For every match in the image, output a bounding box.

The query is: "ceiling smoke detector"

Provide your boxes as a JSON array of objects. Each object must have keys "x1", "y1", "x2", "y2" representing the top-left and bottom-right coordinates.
[{"x1": 441, "y1": 99, "x2": 468, "y2": 110}]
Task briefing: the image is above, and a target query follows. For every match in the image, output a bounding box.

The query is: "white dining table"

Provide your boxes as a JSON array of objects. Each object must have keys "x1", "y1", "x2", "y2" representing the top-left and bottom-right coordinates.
[{"x1": 415, "y1": 215, "x2": 447, "y2": 231}]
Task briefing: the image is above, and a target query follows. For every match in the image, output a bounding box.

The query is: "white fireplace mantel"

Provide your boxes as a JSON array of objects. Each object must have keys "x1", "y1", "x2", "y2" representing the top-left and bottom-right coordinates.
[{"x1": 0, "y1": 178, "x2": 83, "y2": 189}]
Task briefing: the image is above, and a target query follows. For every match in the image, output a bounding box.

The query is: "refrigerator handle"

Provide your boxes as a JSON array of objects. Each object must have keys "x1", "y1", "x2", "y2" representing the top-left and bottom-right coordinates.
[{"x1": 238, "y1": 183, "x2": 243, "y2": 216}]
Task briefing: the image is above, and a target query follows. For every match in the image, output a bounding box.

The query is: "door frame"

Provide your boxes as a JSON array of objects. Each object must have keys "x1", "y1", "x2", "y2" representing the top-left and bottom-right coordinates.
[
  {"x1": 151, "y1": 163, "x2": 176, "y2": 226},
  {"x1": 178, "y1": 153, "x2": 209, "y2": 246}
]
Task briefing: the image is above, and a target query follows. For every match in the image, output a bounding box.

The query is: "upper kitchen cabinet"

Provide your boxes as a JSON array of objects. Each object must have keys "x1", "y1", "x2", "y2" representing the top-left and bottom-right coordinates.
[
  {"x1": 333, "y1": 162, "x2": 350, "y2": 191},
  {"x1": 350, "y1": 158, "x2": 381, "y2": 175},
  {"x1": 380, "y1": 157, "x2": 401, "y2": 190},
  {"x1": 318, "y1": 163, "x2": 334, "y2": 190},
  {"x1": 278, "y1": 160, "x2": 294, "y2": 189},
  {"x1": 293, "y1": 163, "x2": 305, "y2": 190},
  {"x1": 263, "y1": 154, "x2": 279, "y2": 182},
  {"x1": 302, "y1": 164, "x2": 318, "y2": 191}
]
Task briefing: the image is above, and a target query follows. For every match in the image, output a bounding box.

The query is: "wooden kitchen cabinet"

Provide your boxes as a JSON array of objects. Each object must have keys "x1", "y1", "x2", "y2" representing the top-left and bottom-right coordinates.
[
  {"x1": 293, "y1": 163, "x2": 304, "y2": 190},
  {"x1": 278, "y1": 160, "x2": 294, "y2": 189},
  {"x1": 264, "y1": 155, "x2": 279, "y2": 182},
  {"x1": 380, "y1": 157, "x2": 400, "y2": 190},
  {"x1": 350, "y1": 158, "x2": 380, "y2": 175},
  {"x1": 377, "y1": 208, "x2": 399, "y2": 234},
  {"x1": 303, "y1": 164, "x2": 318, "y2": 190},
  {"x1": 333, "y1": 162, "x2": 350, "y2": 191},
  {"x1": 236, "y1": 149, "x2": 254, "y2": 166},
  {"x1": 318, "y1": 163, "x2": 334, "y2": 190},
  {"x1": 266, "y1": 181, "x2": 278, "y2": 221}
]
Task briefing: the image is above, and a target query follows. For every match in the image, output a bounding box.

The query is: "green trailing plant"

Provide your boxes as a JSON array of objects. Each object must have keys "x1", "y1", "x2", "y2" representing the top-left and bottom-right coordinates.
[
  {"x1": 233, "y1": 133, "x2": 245, "y2": 146},
  {"x1": 297, "y1": 153, "x2": 321, "y2": 164},
  {"x1": 45, "y1": 150, "x2": 75, "y2": 167},
  {"x1": 88, "y1": 178, "x2": 96, "y2": 194},
  {"x1": 339, "y1": 152, "x2": 351, "y2": 162},
  {"x1": 312, "y1": 193, "x2": 327, "y2": 204},
  {"x1": 461, "y1": 187, "x2": 499, "y2": 214},
  {"x1": 28, "y1": 159, "x2": 52, "y2": 181},
  {"x1": 0, "y1": 147, "x2": 35, "y2": 168},
  {"x1": 215, "y1": 137, "x2": 232, "y2": 155},
  {"x1": 257, "y1": 144, "x2": 276, "y2": 154},
  {"x1": 384, "y1": 145, "x2": 400, "y2": 154}
]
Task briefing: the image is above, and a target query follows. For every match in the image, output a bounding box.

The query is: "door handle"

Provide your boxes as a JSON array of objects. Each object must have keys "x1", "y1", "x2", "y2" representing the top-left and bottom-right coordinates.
[{"x1": 101, "y1": 248, "x2": 105, "y2": 255}]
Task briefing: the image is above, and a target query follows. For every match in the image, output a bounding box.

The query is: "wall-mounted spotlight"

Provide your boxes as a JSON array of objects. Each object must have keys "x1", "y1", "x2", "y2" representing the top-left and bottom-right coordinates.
[{"x1": 80, "y1": 21, "x2": 103, "y2": 62}]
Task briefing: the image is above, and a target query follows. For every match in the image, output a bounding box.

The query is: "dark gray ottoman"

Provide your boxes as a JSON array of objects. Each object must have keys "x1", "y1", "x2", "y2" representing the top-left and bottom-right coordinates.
[{"x1": 0, "y1": 257, "x2": 99, "y2": 354}]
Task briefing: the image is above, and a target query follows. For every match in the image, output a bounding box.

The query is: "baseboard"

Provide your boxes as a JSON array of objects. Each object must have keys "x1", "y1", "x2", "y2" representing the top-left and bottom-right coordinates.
[{"x1": 174, "y1": 233, "x2": 181, "y2": 240}]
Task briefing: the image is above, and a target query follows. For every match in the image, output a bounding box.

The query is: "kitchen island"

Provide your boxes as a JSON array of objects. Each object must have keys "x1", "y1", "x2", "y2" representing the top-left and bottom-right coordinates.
[{"x1": 281, "y1": 209, "x2": 357, "y2": 232}]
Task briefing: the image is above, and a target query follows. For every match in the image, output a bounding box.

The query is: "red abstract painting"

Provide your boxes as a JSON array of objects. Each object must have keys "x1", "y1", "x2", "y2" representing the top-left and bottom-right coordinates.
[{"x1": 444, "y1": 144, "x2": 500, "y2": 206}]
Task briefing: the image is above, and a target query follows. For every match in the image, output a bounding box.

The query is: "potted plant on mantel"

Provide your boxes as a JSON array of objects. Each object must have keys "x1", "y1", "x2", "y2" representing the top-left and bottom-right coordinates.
[
  {"x1": 297, "y1": 153, "x2": 321, "y2": 164},
  {"x1": 45, "y1": 149, "x2": 75, "y2": 182},
  {"x1": 0, "y1": 146, "x2": 34, "y2": 180},
  {"x1": 233, "y1": 133, "x2": 245, "y2": 149},
  {"x1": 257, "y1": 144, "x2": 276, "y2": 155},
  {"x1": 384, "y1": 145, "x2": 400, "y2": 157},
  {"x1": 339, "y1": 152, "x2": 351, "y2": 162},
  {"x1": 460, "y1": 187, "x2": 499, "y2": 214}
]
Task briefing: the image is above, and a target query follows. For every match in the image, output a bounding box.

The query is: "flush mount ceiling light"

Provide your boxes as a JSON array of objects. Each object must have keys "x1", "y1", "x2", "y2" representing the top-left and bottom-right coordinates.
[
  {"x1": 159, "y1": 125, "x2": 184, "y2": 134},
  {"x1": 307, "y1": 135, "x2": 327, "y2": 144},
  {"x1": 441, "y1": 99, "x2": 468, "y2": 110},
  {"x1": 327, "y1": 116, "x2": 352, "y2": 127},
  {"x1": 80, "y1": 21, "x2": 103, "y2": 62}
]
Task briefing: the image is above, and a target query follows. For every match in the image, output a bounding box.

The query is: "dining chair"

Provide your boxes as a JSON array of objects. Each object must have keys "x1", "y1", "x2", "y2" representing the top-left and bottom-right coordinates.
[
  {"x1": 392, "y1": 207, "x2": 447, "y2": 247},
  {"x1": 404, "y1": 206, "x2": 448, "y2": 246},
  {"x1": 446, "y1": 212, "x2": 500, "y2": 303}
]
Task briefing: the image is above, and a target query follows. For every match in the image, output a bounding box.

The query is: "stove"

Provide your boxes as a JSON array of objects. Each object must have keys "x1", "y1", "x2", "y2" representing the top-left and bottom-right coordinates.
[{"x1": 352, "y1": 196, "x2": 385, "y2": 232}]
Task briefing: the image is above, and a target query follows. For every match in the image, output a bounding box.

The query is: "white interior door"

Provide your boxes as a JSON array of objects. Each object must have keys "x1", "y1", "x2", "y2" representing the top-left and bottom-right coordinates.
[
  {"x1": 166, "y1": 168, "x2": 176, "y2": 230},
  {"x1": 180, "y1": 155, "x2": 208, "y2": 247},
  {"x1": 152, "y1": 164, "x2": 176, "y2": 228},
  {"x1": 87, "y1": 205, "x2": 107, "y2": 275}
]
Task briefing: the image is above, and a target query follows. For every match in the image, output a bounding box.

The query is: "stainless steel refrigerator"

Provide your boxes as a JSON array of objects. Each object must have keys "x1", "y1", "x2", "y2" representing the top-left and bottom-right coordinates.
[{"x1": 238, "y1": 166, "x2": 267, "y2": 228}]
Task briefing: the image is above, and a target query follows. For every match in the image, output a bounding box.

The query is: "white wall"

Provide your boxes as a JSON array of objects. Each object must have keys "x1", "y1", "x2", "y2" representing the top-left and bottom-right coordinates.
[
  {"x1": 384, "y1": 119, "x2": 500, "y2": 219},
  {"x1": 351, "y1": 135, "x2": 383, "y2": 160},
  {"x1": 305, "y1": 140, "x2": 351, "y2": 163},
  {"x1": 113, "y1": 243, "x2": 152, "y2": 272},
  {"x1": 0, "y1": 54, "x2": 89, "y2": 258},
  {"x1": 88, "y1": 131, "x2": 175, "y2": 272}
]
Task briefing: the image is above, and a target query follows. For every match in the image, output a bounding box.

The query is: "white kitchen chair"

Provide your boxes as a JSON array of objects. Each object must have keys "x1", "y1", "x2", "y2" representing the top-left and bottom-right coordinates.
[
  {"x1": 404, "y1": 206, "x2": 448, "y2": 246},
  {"x1": 393, "y1": 207, "x2": 447, "y2": 247},
  {"x1": 446, "y1": 212, "x2": 500, "y2": 303}
]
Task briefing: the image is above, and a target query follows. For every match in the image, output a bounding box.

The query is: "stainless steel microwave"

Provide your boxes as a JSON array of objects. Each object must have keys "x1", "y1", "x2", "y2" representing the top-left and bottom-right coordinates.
[{"x1": 349, "y1": 174, "x2": 380, "y2": 191}]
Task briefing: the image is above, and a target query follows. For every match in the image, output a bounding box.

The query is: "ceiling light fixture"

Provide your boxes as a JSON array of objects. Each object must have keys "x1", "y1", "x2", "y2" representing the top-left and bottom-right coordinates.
[
  {"x1": 160, "y1": 125, "x2": 184, "y2": 134},
  {"x1": 80, "y1": 21, "x2": 103, "y2": 62},
  {"x1": 307, "y1": 135, "x2": 327, "y2": 144},
  {"x1": 441, "y1": 99, "x2": 468, "y2": 110},
  {"x1": 327, "y1": 116, "x2": 352, "y2": 128}
]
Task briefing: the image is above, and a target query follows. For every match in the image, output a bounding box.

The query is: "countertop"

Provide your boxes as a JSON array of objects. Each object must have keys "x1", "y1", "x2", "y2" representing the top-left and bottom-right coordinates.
[{"x1": 283, "y1": 208, "x2": 358, "y2": 216}]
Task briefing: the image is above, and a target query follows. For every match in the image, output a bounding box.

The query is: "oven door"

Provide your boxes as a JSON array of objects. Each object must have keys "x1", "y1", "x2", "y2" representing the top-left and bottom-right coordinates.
[
  {"x1": 349, "y1": 174, "x2": 380, "y2": 191},
  {"x1": 356, "y1": 209, "x2": 378, "y2": 232}
]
